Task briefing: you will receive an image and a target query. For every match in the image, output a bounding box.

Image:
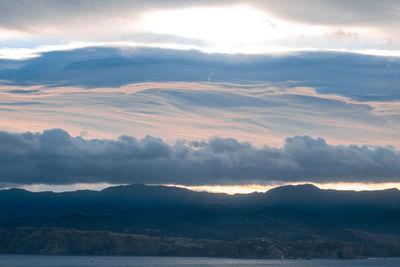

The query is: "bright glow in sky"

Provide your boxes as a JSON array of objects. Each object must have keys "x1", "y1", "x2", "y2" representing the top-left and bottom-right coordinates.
[
  {"x1": 16, "y1": 182, "x2": 400, "y2": 195},
  {"x1": 141, "y1": 6, "x2": 358, "y2": 41},
  {"x1": 137, "y1": 6, "x2": 380, "y2": 54},
  {"x1": 0, "y1": 5, "x2": 398, "y2": 59},
  {"x1": 165, "y1": 182, "x2": 400, "y2": 194},
  {"x1": 140, "y1": 6, "x2": 277, "y2": 44}
]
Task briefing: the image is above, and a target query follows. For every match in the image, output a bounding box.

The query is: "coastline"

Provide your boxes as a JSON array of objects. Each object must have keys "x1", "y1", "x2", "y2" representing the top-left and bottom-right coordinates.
[{"x1": 1, "y1": 227, "x2": 400, "y2": 260}]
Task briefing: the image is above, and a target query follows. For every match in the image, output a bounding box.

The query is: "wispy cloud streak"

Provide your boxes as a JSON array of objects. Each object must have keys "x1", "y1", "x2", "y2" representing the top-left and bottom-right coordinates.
[{"x1": 1, "y1": 80, "x2": 399, "y2": 147}]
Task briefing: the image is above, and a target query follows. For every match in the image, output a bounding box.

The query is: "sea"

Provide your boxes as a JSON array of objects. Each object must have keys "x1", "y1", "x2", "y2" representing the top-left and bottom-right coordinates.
[{"x1": 0, "y1": 255, "x2": 399, "y2": 267}]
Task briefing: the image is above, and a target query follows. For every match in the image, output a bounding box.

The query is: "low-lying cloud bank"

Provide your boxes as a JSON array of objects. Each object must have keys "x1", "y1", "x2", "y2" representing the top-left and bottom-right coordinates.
[{"x1": 1, "y1": 129, "x2": 399, "y2": 186}]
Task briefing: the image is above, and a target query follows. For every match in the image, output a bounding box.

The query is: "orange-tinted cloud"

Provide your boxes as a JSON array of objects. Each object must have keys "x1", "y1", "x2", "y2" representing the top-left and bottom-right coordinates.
[{"x1": 1, "y1": 81, "x2": 400, "y2": 148}]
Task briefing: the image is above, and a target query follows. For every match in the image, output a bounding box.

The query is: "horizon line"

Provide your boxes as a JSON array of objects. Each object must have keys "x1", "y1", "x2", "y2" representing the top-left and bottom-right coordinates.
[{"x1": 3, "y1": 182, "x2": 400, "y2": 195}]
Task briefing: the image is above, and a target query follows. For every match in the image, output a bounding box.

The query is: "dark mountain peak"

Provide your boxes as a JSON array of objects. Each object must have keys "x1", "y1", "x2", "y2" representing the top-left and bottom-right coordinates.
[
  {"x1": 267, "y1": 183, "x2": 321, "y2": 196},
  {"x1": 382, "y1": 187, "x2": 399, "y2": 193},
  {"x1": 262, "y1": 184, "x2": 327, "y2": 208},
  {"x1": 101, "y1": 183, "x2": 194, "y2": 196},
  {"x1": 101, "y1": 183, "x2": 145, "y2": 193},
  {"x1": 2, "y1": 188, "x2": 28, "y2": 192},
  {"x1": 98, "y1": 183, "x2": 230, "y2": 206},
  {"x1": 271, "y1": 183, "x2": 320, "y2": 191},
  {"x1": 0, "y1": 187, "x2": 32, "y2": 196}
]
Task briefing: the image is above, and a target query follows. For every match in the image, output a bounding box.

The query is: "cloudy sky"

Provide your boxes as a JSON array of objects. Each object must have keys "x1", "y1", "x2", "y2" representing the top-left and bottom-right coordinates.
[{"x1": 0, "y1": 1, "x2": 399, "y2": 193}]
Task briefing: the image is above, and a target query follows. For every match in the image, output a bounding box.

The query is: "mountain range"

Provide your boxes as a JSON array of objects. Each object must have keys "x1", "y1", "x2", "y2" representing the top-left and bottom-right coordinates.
[{"x1": 1, "y1": 184, "x2": 400, "y2": 258}]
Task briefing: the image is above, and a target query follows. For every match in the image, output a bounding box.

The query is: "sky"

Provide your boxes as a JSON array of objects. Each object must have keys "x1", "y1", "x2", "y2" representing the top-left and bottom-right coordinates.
[{"x1": 0, "y1": 0, "x2": 400, "y2": 193}]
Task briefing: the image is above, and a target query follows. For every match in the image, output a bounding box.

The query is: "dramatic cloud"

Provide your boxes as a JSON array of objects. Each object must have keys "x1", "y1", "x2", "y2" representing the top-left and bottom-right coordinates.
[
  {"x1": 1, "y1": 2, "x2": 398, "y2": 190},
  {"x1": 0, "y1": 1, "x2": 398, "y2": 32},
  {"x1": 1, "y1": 47, "x2": 399, "y2": 101},
  {"x1": 0, "y1": 129, "x2": 399, "y2": 186},
  {"x1": 0, "y1": 82, "x2": 400, "y2": 148},
  {"x1": 0, "y1": 1, "x2": 399, "y2": 56},
  {"x1": 1, "y1": 48, "x2": 400, "y2": 148}
]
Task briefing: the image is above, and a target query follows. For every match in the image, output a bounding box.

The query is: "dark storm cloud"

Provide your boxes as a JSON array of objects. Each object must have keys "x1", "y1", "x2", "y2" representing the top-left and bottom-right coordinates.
[
  {"x1": 1, "y1": 47, "x2": 399, "y2": 101},
  {"x1": 0, "y1": 129, "x2": 399, "y2": 186}
]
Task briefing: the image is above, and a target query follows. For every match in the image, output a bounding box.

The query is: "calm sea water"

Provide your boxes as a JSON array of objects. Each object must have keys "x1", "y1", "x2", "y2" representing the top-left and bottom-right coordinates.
[{"x1": 0, "y1": 255, "x2": 399, "y2": 267}]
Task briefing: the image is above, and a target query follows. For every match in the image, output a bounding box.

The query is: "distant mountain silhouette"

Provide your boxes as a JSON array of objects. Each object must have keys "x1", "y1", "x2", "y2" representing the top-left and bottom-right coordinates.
[
  {"x1": 2, "y1": 183, "x2": 400, "y2": 212},
  {"x1": 1, "y1": 184, "x2": 400, "y2": 258}
]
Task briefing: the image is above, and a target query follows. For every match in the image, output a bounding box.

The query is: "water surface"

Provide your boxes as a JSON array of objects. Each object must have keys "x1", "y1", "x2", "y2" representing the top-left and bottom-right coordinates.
[{"x1": 1, "y1": 255, "x2": 399, "y2": 267}]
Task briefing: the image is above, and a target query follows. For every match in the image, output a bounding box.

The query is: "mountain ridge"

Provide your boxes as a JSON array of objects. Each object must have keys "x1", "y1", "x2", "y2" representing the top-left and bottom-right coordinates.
[
  {"x1": 2, "y1": 183, "x2": 400, "y2": 210},
  {"x1": 1, "y1": 183, "x2": 400, "y2": 258}
]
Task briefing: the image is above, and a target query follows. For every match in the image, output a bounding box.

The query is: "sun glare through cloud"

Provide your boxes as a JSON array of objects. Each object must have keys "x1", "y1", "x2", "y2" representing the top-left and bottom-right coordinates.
[
  {"x1": 140, "y1": 6, "x2": 274, "y2": 44},
  {"x1": 138, "y1": 5, "x2": 380, "y2": 54}
]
